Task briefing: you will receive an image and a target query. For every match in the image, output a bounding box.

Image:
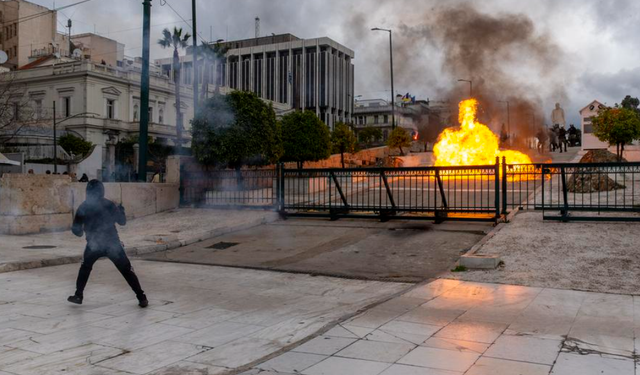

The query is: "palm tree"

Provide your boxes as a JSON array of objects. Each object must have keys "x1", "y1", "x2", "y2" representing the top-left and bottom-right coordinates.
[
  {"x1": 198, "y1": 42, "x2": 227, "y2": 103},
  {"x1": 158, "y1": 27, "x2": 191, "y2": 153}
]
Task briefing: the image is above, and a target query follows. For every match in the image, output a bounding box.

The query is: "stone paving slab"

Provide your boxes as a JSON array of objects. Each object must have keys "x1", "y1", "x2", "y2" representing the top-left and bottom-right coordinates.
[
  {"x1": 0, "y1": 260, "x2": 407, "y2": 374},
  {"x1": 0, "y1": 209, "x2": 279, "y2": 274},
  {"x1": 242, "y1": 279, "x2": 640, "y2": 375}
]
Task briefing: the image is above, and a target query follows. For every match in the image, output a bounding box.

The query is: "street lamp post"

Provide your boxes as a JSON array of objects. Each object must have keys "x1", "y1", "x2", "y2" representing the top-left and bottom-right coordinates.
[
  {"x1": 52, "y1": 110, "x2": 100, "y2": 175},
  {"x1": 192, "y1": 0, "x2": 198, "y2": 118},
  {"x1": 499, "y1": 100, "x2": 511, "y2": 144},
  {"x1": 372, "y1": 27, "x2": 395, "y2": 129},
  {"x1": 138, "y1": 0, "x2": 152, "y2": 182},
  {"x1": 53, "y1": 101, "x2": 57, "y2": 174},
  {"x1": 458, "y1": 79, "x2": 472, "y2": 98}
]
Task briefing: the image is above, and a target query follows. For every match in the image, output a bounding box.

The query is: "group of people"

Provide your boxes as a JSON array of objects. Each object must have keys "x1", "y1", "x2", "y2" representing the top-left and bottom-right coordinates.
[
  {"x1": 28, "y1": 169, "x2": 90, "y2": 182},
  {"x1": 536, "y1": 124, "x2": 579, "y2": 154}
]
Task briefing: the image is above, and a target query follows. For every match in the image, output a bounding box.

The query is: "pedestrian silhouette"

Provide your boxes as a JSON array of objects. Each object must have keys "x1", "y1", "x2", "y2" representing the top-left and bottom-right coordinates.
[{"x1": 68, "y1": 180, "x2": 148, "y2": 307}]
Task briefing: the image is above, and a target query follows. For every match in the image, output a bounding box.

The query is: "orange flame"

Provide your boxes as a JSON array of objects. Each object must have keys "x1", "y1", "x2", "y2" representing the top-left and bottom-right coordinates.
[{"x1": 434, "y1": 99, "x2": 532, "y2": 166}]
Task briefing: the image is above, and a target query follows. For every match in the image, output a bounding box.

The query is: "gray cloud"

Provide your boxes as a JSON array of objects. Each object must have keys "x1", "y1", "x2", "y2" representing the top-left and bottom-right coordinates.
[{"x1": 29, "y1": 0, "x2": 640, "y2": 127}]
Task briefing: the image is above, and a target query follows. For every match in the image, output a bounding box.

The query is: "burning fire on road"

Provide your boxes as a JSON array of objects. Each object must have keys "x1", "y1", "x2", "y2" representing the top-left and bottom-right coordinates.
[{"x1": 434, "y1": 99, "x2": 532, "y2": 167}]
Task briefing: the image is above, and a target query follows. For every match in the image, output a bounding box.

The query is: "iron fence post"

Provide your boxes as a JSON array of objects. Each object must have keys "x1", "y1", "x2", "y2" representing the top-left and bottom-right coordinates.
[
  {"x1": 502, "y1": 156, "x2": 508, "y2": 215},
  {"x1": 495, "y1": 157, "x2": 500, "y2": 220},
  {"x1": 561, "y1": 166, "x2": 569, "y2": 222}
]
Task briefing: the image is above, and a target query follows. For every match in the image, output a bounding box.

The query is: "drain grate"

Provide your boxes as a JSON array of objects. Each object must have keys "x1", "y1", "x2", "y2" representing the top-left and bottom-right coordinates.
[
  {"x1": 207, "y1": 242, "x2": 239, "y2": 250},
  {"x1": 23, "y1": 245, "x2": 57, "y2": 250}
]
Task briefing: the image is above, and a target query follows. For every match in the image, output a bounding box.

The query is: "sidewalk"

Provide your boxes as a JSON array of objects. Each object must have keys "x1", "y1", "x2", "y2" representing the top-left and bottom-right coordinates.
[
  {"x1": 243, "y1": 279, "x2": 638, "y2": 375},
  {"x1": 0, "y1": 260, "x2": 407, "y2": 374},
  {"x1": 0, "y1": 209, "x2": 279, "y2": 273}
]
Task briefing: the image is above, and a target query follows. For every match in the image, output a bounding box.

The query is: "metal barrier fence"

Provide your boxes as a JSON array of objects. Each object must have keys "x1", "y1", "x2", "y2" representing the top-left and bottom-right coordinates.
[
  {"x1": 180, "y1": 160, "x2": 640, "y2": 222},
  {"x1": 280, "y1": 163, "x2": 500, "y2": 221},
  {"x1": 539, "y1": 162, "x2": 640, "y2": 221},
  {"x1": 181, "y1": 169, "x2": 278, "y2": 209}
]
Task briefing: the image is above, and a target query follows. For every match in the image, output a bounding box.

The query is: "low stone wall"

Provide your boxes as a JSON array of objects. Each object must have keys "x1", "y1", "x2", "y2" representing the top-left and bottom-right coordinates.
[{"x1": 0, "y1": 174, "x2": 179, "y2": 235}]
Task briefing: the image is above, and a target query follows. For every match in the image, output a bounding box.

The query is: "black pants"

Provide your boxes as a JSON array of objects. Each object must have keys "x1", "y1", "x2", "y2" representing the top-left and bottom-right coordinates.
[{"x1": 75, "y1": 244, "x2": 144, "y2": 298}]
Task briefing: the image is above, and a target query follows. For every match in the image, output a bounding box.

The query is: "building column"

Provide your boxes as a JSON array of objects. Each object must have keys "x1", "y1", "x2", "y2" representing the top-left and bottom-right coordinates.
[
  {"x1": 275, "y1": 51, "x2": 280, "y2": 103},
  {"x1": 249, "y1": 51, "x2": 255, "y2": 93},
  {"x1": 261, "y1": 52, "x2": 267, "y2": 99},
  {"x1": 315, "y1": 44, "x2": 320, "y2": 120},
  {"x1": 301, "y1": 41, "x2": 306, "y2": 110},
  {"x1": 288, "y1": 47, "x2": 293, "y2": 107},
  {"x1": 107, "y1": 140, "x2": 116, "y2": 181}
]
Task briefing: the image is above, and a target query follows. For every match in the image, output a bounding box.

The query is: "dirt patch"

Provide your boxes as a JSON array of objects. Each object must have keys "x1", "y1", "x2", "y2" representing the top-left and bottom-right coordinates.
[{"x1": 579, "y1": 149, "x2": 627, "y2": 163}]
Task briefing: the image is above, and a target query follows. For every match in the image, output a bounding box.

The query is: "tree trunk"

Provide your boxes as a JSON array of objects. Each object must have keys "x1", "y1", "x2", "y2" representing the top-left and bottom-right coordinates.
[
  {"x1": 340, "y1": 152, "x2": 345, "y2": 169},
  {"x1": 173, "y1": 48, "x2": 183, "y2": 154},
  {"x1": 297, "y1": 161, "x2": 304, "y2": 170},
  {"x1": 620, "y1": 142, "x2": 625, "y2": 162},
  {"x1": 399, "y1": 146, "x2": 404, "y2": 156}
]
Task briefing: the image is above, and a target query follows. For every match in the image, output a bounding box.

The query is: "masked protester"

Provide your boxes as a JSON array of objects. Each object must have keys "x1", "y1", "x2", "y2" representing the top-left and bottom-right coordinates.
[{"x1": 68, "y1": 180, "x2": 148, "y2": 308}]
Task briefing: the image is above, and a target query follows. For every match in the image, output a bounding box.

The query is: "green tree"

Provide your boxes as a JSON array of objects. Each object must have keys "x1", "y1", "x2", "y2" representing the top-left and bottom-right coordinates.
[
  {"x1": 191, "y1": 91, "x2": 282, "y2": 169},
  {"x1": 331, "y1": 122, "x2": 357, "y2": 168},
  {"x1": 281, "y1": 111, "x2": 331, "y2": 169},
  {"x1": 358, "y1": 126, "x2": 382, "y2": 147},
  {"x1": 158, "y1": 27, "x2": 191, "y2": 153},
  {"x1": 387, "y1": 127, "x2": 412, "y2": 156},
  {"x1": 59, "y1": 134, "x2": 93, "y2": 158},
  {"x1": 592, "y1": 107, "x2": 640, "y2": 161},
  {"x1": 620, "y1": 95, "x2": 640, "y2": 114}
]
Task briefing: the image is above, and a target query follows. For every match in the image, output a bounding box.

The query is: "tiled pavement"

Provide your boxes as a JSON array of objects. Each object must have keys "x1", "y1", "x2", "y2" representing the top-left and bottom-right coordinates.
[
  {"x1": 242, "y1": 279, "x2": 640, "y2": 375},
  {"x1": 0, "y1": 260, "x2": 406, "y2": 374}
]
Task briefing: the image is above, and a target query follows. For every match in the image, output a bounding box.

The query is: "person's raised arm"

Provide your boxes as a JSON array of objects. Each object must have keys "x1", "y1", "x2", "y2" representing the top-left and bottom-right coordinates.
[
  {"x1": 115, "y1": 203, "x2": 127, "y2": 226},
  {"x1": 72, "y1": 206, "x2": 85, "y2": 237}
]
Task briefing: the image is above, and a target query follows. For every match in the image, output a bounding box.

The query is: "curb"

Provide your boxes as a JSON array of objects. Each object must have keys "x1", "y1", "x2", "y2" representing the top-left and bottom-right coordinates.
[{"x1": 0, "y1": 212, "x2": 280, "y2": 274}]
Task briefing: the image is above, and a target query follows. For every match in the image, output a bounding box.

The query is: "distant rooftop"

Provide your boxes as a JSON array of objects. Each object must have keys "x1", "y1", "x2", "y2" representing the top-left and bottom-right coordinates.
[{"x1": 214, "y1": 34, "x2": 301, "y2": 50}]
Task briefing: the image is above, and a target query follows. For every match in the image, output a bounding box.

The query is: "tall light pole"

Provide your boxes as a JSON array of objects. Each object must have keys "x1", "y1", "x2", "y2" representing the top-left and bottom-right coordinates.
[
  {"x1": 372, "y1": 27, "x2": 395, "y2": 129},
  {"x1": 458, "y1": 79, "x2": 472, "y2": 98},
  {"x1": 499, "y1": 100, "x2": 510, "y2": 144},
  {"x1": 138, "y1": 0, "x2": 152, "y2": 182},
  {"x1": 192, "y1": 0, "x2": 198, "y2": 119}
]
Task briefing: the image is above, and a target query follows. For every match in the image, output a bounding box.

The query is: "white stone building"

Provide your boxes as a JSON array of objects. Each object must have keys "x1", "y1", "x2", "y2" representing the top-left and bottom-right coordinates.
[
  {"x1": 580, "y1": 100, "x2": 608, "y2": 150},
  {"x1": 156, "y1": 33, "x2": 355, "y2": 129},
  {"x1": 2, "y1": 59, "x2": 196, "y2": 179}
]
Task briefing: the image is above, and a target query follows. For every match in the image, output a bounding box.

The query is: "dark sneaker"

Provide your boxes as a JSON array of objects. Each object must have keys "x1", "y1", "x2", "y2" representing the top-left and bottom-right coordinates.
[
  {"x1": 138, "y1": 295, "x2": 149, "y2": 308},
  {"x1": 67, "y1": 295, "x2": 83, "y2": 305}
]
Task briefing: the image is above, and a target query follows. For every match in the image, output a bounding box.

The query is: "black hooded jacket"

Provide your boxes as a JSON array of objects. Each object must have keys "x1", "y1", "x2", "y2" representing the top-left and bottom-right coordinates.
[{"x1": 72, "y1": 180, "x2": 126, "y2": 249}]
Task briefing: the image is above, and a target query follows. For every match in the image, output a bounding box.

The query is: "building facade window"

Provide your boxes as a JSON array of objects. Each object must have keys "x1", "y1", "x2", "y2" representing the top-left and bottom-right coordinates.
[
  {"x1": 63, "y1": 97, "x2": 71, "y2": 117},
  {"x1": 34, "y1": 99, "x2": 43, "y2": 119},
  {"x1": 106, "y1": 99, "x2": 116, "y2": 119},
  {"x1": 148, "y1": 107, "x2": 153, "y2": 123},
  {"x1": 158, "y1": 109, "x2": 164, "y2": 124},
  {"x1": 133, "y1": 104, "x2": 139, "y2": 122},
  {"x1": 374, "y1": 115, "x2": 379, "y2": 124},
  {"x1": 383, "y1": 130, "x2": 389, "y2": 141},
  {"x1": 384, "y1": 115, "x2": 388, "y2": 124}
]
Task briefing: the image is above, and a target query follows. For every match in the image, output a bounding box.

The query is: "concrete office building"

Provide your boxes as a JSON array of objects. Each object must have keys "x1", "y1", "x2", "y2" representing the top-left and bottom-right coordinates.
[
  {"x1": 156, "y1": 34, "x2": 355, "y2": 129},
  {"x1": 0, "y1": 0, "x2": 70, "y2": 69}
]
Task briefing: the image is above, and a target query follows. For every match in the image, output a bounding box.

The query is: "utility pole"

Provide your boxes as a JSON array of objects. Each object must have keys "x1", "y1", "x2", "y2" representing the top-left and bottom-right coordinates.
[
  {"x1": 192, "y1": 0, "x2": 198, "y2": 121},
  {"x1": 67, "y1": 19, "x2": 72, "y2": 57},
  {"x1": 53, "y1": 101, "x2": 57, "y2": 174},
  {"x1": 138, "y1": 0, "x2": 152, "y2": 182},
  {"x1": 371, "y1": 28, "x2": 395, "y2": 129}
]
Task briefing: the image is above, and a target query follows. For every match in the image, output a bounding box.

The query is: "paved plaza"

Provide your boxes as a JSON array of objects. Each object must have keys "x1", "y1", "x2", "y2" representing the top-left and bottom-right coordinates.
[
  {"x1": 0, "y1": 260, "x2": 405, "y2": 374},
  {"x1": 243, "y1": 279, "x2": 640, "y2": 375}
]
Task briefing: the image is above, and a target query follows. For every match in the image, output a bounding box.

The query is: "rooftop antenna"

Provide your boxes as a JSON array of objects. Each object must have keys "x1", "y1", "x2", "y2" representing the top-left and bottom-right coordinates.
[{"x1": 255, "y1": 17, "x2": 260, "y2": 38}]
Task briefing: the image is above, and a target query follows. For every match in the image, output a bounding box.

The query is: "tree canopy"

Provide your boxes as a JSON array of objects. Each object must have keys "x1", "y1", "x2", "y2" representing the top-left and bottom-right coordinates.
[
  {"x1": 358, "y1": 126, "x2": 382, "y2": 147},
  {"x1": 280, "y1": 111, "x2": 331, "y2": 169},
  {"x1": 387, "y1": 127, "x2": 413, "y2": 156},
  {"x1": 59, "y1": 134, "x2": 93, "y2": 158},
  {"x1": 331, "y1": 122, "x2": 357, "y2": 168},
  {"x1": 592, "y1": 106, "x2": 640, "y2": 161},
  {"x1": 191, "y1": 91, "x2": 282, "y2": 168}
]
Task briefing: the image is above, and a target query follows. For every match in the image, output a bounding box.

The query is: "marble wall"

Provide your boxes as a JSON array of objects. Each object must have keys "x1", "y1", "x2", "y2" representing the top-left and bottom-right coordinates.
[{"x1": 0, "y1": 174, "x2": 179, "y2": 235}]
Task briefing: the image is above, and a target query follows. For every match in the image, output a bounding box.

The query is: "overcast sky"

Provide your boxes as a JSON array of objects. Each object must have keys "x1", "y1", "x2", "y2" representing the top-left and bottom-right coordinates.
[{"x1": 32, "y1": 0, "x2": 640, "y2": 127}]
